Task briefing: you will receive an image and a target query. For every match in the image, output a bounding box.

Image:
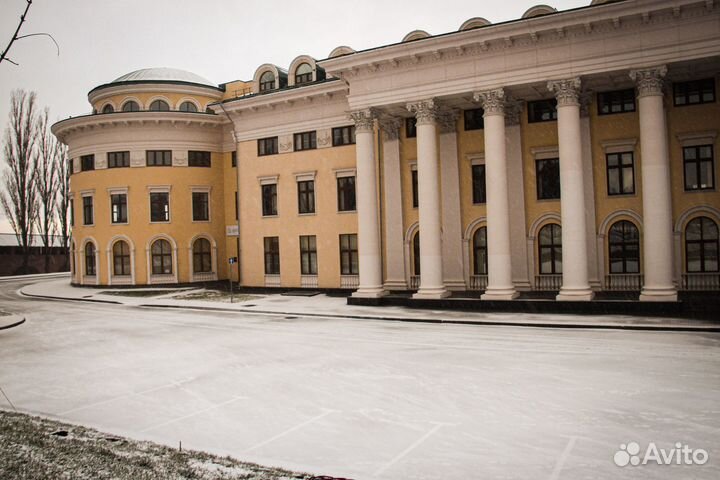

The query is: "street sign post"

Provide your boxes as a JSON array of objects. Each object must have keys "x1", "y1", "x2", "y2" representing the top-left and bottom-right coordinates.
[{"x1": 228, "y1": 257, "x2": 238, "y2": 303}]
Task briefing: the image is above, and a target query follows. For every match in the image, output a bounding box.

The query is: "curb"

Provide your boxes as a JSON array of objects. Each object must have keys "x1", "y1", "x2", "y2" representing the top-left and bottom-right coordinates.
[
  {"x1": 138, "y1": 303, "x2": 720, "y2": 333},
  {"x1": 0, "y1": 315, "x2": 26, "y2": 331},
  {"x1": 19, "y1": 290, "x2": 121, "y2": 305}
]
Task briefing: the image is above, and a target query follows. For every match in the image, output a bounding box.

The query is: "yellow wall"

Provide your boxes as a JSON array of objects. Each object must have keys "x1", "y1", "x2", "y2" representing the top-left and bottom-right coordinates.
[
  {"x1": 236, "y1": 140, "x2": 358, "y2": 288},
  {"x1": 457, "y1": 118, "x2": 487, "y2": 236},
  {"x1": 93, "y1": 92, "x2": 218, "y2": 112},
  {"x1": 70, "y1": 154, "x2": 226, "y2": 284}
]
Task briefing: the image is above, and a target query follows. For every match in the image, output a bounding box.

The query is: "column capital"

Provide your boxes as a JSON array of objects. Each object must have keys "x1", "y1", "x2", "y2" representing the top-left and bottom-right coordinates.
[
  {"x1": 629, "y1": 65, "x2": 667, "y2": 97},
  {"x1": 547, "y1": 77, "x2": 582, "y2": 107},
  {"x1": 378, "y1": 116, "x2": 401, "y2": 141},
  {"x1": 474, "y1": 88, "x2": 506, "y2": 116},
  {"x1": 349, "y1": 109, "x2": 377, "y2": 133},
  {"x1": 407, "y1": 98, "x2": 440, "y2": 125},
  {"x1": 437, "y1": 109, "x2": 460, "y2": 134}
]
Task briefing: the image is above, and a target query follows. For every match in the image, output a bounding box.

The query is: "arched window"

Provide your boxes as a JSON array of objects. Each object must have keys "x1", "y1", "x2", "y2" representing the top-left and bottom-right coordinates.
[
  {"x1": 686, "y1": 217, "x2": 719, "y2": 273},
  {"x1": 102, "y1": 104, "x2": 114, "y2": 114},
  {"x1": 295, "y1": 63, "x2": 313, "y2": 85},
  {"x1": 538, "y1": 224, "x2": 562, "y2": 274},
  {"x1": 412, "y1": 231, "x2": 421, "y2": 276},
  {"x1": 149, "y1": 99, "x2": 170, "y2": 111},
  {"x1": 85, "y1": 243, "x2": 96, "y2": 276},
  {"x1": 122, "y1": 100, "x2": 140, "y2": 112},
  {"x1": 151, "y1": 239, "x2": 173, "y2": 275},
  {"x1": 260, "y1": 71, "x2": 275, "y2": 92},
  {"x1": 113, "y1": 241, "x2": 131, "y2": 276},
  {"x1": 193, "y1": 238, "x2": 212, "y2": 273},
  {"x1": 608, "y1": 221, "x2": 640, "y2": 274},
  {"x1": 179, "y1": 101, "x2": 198, "y2": 113},
  {"x1": 473, "y1": 227, "x2": 488, "y2": 275}
]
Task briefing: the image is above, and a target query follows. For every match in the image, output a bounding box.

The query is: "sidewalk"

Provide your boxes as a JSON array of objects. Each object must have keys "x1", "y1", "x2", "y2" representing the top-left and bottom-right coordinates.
[{"x1": 19, "y1": 278, "x2": 720, "y2": 332}]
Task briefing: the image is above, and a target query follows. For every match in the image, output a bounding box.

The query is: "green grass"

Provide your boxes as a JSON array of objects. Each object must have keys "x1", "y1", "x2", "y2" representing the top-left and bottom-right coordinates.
[{"x1": 0, "y1": 410, "x2": 315, "y2": 479}]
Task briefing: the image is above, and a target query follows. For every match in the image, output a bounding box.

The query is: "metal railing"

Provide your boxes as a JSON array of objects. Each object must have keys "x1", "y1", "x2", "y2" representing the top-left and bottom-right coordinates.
[
  {"x1": 301, "y1": 275, "x2": 319, "y2": 288},
  {"x1": 681, "y1": 273, "x2": 720, "y2": 291},
  {"x1": 468, "y1": 275, "x2": 488, "y2": 291},
  {"x1": 604, "y1": 274, "x2": 643, "y2": 291},
  {"x1": 409, "y1": 275, "x2": 420, "y2": 290},
  {"x1": 534, "y1": 274, "x2": 562, "y2": 291},
  {"x1": 264, "y1": 274, "x2": 280, "y2": 287}
]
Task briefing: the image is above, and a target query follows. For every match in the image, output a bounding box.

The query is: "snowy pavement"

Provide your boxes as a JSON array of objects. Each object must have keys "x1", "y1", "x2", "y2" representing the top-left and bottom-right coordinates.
[{"x1": 1, "y1": 278, "x2": 720, "y2": 479}]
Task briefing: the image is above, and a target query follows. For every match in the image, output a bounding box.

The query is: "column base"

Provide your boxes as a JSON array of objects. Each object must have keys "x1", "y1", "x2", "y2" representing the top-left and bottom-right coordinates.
[
  {"x1": 481, "y1": 288, "x2": 519, "y2": 301},
  {"x1": 444, "y1": 279, "x2": 467, "y2": 291},
  {"x1": 352, "y1": 287, "x2": 388, "y2": 299},
  {"x1": 556, "y1": 288, "x2": 595, "y2": 302},
  {"x1": 639, "y1": 287, "x2": 678, "y2": 302},
  {"x1": 413, "y1": 287, "x2": 451, "y2": 300}
]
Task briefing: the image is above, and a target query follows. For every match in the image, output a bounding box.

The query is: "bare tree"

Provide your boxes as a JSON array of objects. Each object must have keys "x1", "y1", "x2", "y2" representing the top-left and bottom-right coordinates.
[
  {"x1": 34, "y1": 108, "x2": 60, "y2": 272},
  {"x1": 0, "y1": 1, "x2": 59, "y2": 67},
  {"x1": 1, "y1": 90, "x2": 39, "y2": 274},
  {"x1": 54, "y1": 142, "x2": 71, "y2": 270}
]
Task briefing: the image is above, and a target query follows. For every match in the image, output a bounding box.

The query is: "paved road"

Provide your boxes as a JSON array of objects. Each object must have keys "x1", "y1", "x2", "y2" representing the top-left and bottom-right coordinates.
[{"x1": 1, "y1": 278, "x2": 719, "y2": 479}]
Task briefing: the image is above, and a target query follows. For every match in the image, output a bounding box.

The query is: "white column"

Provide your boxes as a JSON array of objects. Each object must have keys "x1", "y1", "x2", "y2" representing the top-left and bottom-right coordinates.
[
  {"x1": 475, "y1": 89, "x2": 518, "y2": 300},
  {"x1": 438, "y1": 111, "x2": 466, "y2": 290},
  {"x1": 350, "y1": 109, "x2": 386, "y2": 298},
  {"x1": 548, "y1": 78, "x2": 594, "y2": 301},
  {"x1": 407, "y1": 99, "x2": 449, "y2": 299},
  {"x1": 630, "y1": 66, "x2": 678, "y2": 302},
  {"x1": 380, "y1": 118, "x2": 407, "y2": 290}
]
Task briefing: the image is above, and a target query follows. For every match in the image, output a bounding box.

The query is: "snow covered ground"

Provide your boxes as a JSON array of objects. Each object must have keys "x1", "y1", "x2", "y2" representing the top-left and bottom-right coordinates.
[{"x1": 1, "y1": 279, "x2": 719, "y2": 479}]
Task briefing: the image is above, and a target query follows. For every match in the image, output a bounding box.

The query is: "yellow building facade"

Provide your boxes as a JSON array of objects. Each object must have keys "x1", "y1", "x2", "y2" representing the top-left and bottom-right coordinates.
[{"x1": 53, "y1": 0, "x2": 720, "y2": 301}]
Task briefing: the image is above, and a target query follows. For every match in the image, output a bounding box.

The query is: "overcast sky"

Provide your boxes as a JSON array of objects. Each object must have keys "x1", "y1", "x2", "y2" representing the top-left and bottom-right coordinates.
[{"x1": 0, "y1": 0, "x2": 589, "y2": 233}]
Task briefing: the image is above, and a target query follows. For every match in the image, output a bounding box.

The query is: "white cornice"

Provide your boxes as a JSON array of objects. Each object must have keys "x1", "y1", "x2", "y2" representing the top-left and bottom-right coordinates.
[
  {"x1": 320, "y1": 0, "x2": 713, "y2": 78},
  {"x1": 88, "y1": 83, "x2": 224, "y2": 104},
  {"x1": 52, "y1": 112, "x2": 224, "y2": 144},
  {"x1": 211, "y1": 80, "x2": 348, "y2": 115}
]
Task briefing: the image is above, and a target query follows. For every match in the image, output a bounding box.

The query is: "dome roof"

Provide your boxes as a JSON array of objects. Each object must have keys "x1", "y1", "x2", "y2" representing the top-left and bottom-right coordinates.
[{"x1": 110, "y1": 68, "x2": 216, "y2": 88}]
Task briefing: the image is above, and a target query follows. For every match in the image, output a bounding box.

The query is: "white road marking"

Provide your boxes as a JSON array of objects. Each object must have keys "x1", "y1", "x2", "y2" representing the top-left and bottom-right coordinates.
[
  {"x1": 548, "y1": 435, "x2": 577, "y2": 480},
  {"x1": 58, "y1": 379, "x2": 193, "y2": 416},
  {"x1": 243, "y1": 409, "x2": 334, "y2": 453},
  {"x1": 374, "y1": 423, "x2": 445, "y2": 477},
  {"x1": 140, "y1": 395, "x2": 246, "y2": 432}
]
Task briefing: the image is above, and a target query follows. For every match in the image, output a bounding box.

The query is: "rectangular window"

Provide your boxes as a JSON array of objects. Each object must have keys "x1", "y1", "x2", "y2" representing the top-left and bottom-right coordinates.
[
  {"x1": 598, "y1": 89, "x2": 636, "y2": 115},
  {"x1": 262, "y1": 184, "x2": 277, "y2": 216},
  {"x1": 674, "y1": 78, "x2": 716, "y2": 106},
  {"x1": 406, "y1": 117, "x2": 417, "y2": 138},
  {"x1": 257, "y1": 137, "x2": 279, "y2": 156},
  {"x1": 472, "y1": 164, "x2": 486, "y2": 204},
  {"x1": 332, "y1": 126, "x2": 356, "y2": 146},
  {"x1": 297, "y1": 180, "x2": 315, "y2": 214},
  {"x1": 69, "y1": 198, "x2": 74, "y2": 227},
  {"x1": 299, "y1": 235, "x2": 317, "y2": 275},
  {"x1": 536, "y1": 158, "x2": 561, "y2": 200},
  {"x1": 528, "y1": 99, "x2": 558, "y2": 123},
  {"x1": 192, "y1": 192, "x2": 209, "y2": 221},
  {"x1": 684, "y1": 145, "x2": 715, "y2": 191},
  {"x1": 607, "y1": 152, "x2": 636, "y2": 195},
  {"x1": 411, "y1": 170, "x2": 419, "y2": 208},
  {"x1": 264, "y1": 236, "x2": 280, "y2": 274},
  {"x1": 80, "y1": 154, "x2": 95, "y2": 172},
  {"x1": 234, "y1": 191, "x2": 238, "y2": 220},
  {"x1": 337, "y1": 176, "x2": 356, "y2": 212},
  {"x1": 150, "y1": 192, "x2": 170, "y2": 222},
  {"x1": 111, "y1": 193, "x2": 127, "y2": 223},
  {"x1": 107, "y1": 151, "x2": 130, "y2": 168},
  {"x1": 82, "y1": 196, "x2": 93, "y2": 225},
  {"x1": 146, "y1": 150, "x2": 172, "y2": 166},
  {"x1": 188, "y1": 151, "x2": 211, "y2": 167},
  {"x1": 339, "y1": 234, "x2": 358, "y2": 275},
  {"x1": 69, "y1": 158, "x2": 74, "y2": 175},
  {"x1": 294, "y1": 131, "x2": 317, "y2": 151},
  {"x1": 231, "y1": 151, "x2": 237, "y2": 167},
  {"x1": 464, "y1": 108, "x2": 484, "y2": 131}
]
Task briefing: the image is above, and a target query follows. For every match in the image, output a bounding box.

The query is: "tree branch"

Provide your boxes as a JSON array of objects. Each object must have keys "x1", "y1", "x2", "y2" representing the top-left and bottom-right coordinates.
[{"x1": 0, "y1": 0, "x2": 33, "y2": 66}]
